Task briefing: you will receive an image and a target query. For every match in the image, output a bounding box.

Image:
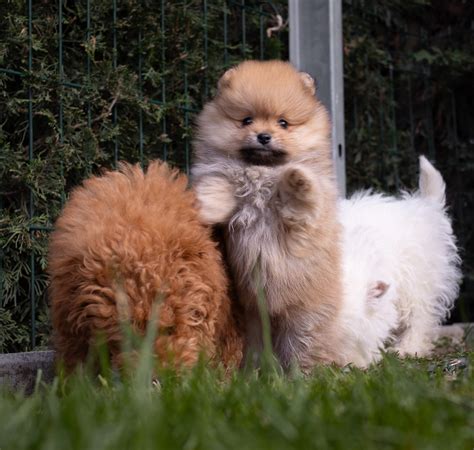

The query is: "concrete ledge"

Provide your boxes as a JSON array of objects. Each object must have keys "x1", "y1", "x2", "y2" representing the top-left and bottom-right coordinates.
[
  {"x1": 438, "y1": 323, "x2": 468, "y2": 341},
  {"x1": 0, "y1": 350, "x2": 55, "y2": 394}
]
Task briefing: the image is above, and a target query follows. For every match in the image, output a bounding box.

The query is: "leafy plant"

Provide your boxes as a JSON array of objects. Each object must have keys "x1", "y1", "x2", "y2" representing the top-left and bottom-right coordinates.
[{"x1": 0, "y1": 0, "x2": 288, "y2": 351}]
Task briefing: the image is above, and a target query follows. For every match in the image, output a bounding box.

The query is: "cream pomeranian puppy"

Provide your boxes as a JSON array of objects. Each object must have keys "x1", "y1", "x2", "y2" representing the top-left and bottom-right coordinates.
[
  {"x1": 192, "y1": 60, "x2": 461, "y2": 370},
  {"x1": 192, "y1": 60, "x2": 344, "y2": 370}
]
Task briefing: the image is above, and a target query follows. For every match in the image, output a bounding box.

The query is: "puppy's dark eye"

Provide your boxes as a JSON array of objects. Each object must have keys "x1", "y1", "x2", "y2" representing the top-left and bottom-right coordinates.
[
  {"x1": 278, "y1": 119, "x2": 288, "y2": 129},
  {"x1": 242, "y1": 117, "x2": 253, "y2": 126}
]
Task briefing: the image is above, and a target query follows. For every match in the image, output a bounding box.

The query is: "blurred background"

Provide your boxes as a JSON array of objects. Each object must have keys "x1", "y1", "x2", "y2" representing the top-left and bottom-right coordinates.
[{"x1": 1, "y1": 0, "x2": 473, "y2": 352}]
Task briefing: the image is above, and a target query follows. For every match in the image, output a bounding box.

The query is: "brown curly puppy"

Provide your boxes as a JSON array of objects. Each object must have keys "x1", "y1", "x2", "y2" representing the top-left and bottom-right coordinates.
[{"x1": 48, "y1": 161, "x2": 242, "y2": 372}]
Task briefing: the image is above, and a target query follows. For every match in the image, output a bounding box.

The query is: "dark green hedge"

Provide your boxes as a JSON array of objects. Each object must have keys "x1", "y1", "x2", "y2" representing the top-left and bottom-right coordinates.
[
  {"x1": 1, "y1": 0, "x2": 473, "y2": 352},
  {"x1": 0, "y1": 0, "x2": 288, "y2": 351}
]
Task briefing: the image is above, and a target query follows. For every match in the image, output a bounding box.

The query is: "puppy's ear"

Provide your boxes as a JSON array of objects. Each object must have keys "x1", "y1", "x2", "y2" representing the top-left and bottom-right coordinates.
[
  {"x1": 217, "y1": 67, "x2": 236, "y2": 92},
  {"x1": 299, "y1": 72, "x2": 316, "y2": 96}
]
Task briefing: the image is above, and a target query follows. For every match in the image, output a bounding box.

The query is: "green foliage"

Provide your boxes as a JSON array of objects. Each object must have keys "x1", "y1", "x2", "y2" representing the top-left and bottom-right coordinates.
[
  {"x1": 344, "y1": 0, "x2": 474, "y2": 192},
  {"x1": 0, "y1": 0, "x2": 288, "y2": 351},
  {"x1": 1, "y1": 352, "x2": 474, "y2": 449},
  {"x1": 0, "y1": 307, "x2": 29, "y2": 352},
  {"x1": 2, "y1": 0, "x2": 473, "y2": 352}
]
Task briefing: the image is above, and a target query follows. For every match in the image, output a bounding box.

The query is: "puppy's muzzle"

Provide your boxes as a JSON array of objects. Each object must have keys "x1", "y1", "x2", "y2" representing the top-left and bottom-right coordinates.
[{"x1": 240, "y1": 146, "x2": 288, "y2": 166}]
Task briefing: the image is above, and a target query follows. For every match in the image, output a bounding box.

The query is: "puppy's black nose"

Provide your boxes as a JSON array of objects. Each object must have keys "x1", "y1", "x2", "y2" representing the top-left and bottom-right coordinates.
[{"x1": 257, "y1": 133, "x2": 272, "y2": 145}]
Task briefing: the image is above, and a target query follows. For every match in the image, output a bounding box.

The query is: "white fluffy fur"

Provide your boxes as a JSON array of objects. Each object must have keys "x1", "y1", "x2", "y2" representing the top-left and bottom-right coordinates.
[
  {"x1": 337, "y1": 227, "x2": 399, "y2": 367},
  {"x1": 337, "y1": 156, "x2": 461, "y2": 366}
]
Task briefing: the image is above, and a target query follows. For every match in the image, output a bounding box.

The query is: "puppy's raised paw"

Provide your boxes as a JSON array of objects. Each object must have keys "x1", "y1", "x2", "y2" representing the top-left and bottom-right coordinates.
[
  {"x1": 280, "y1": 167, "x2": 314, "y2": 202},
  {"x1": 194, "y1": 176, "x2": 236, "y2": 225}
]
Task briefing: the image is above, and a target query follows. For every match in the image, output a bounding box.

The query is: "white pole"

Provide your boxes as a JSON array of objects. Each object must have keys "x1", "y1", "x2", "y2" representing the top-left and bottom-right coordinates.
[{"x1": 289, "y1": 0, "x2": 346, "y2": 197}]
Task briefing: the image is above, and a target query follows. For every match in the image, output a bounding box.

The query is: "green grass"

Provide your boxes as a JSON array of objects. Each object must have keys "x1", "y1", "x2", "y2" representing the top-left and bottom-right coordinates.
[{"x1": 0, "y1": 351, "x2": 473, "y2": 450}]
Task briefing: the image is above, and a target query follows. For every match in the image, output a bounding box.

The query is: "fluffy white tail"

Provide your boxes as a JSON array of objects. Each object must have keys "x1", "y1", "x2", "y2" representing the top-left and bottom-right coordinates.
[{"x1": 419, "y1": 155, "x2": 446, "y2": 206}]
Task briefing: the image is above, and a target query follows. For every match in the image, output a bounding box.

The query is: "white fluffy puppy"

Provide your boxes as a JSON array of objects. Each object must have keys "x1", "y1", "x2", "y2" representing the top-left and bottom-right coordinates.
[{"x1": 338, "y1": 156, "x2": 461, "y2": 365}]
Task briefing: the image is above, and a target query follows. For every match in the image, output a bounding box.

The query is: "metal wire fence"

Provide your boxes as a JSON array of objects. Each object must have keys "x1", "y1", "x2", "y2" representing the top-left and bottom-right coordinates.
[
  {"x1": 1, "y1": 0, "x2": 472, "y2": 352},
  {"x1": 343, "y1": 0, "x2": 474, "y2": 321},
  {"x1": 0, "y1": 0, "x2": 288, "y2": 351}
]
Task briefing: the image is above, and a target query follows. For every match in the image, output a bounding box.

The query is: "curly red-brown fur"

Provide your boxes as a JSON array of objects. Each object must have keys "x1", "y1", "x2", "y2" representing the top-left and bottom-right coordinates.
[{"x1": 48, "y1": 161, "x2": 243, "y2": 372}]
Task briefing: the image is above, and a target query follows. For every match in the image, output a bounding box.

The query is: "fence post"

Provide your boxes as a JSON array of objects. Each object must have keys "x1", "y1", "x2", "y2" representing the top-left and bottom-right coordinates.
[{"x1": 289, "y1": 0, "x2": 346, "y2": 197}]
